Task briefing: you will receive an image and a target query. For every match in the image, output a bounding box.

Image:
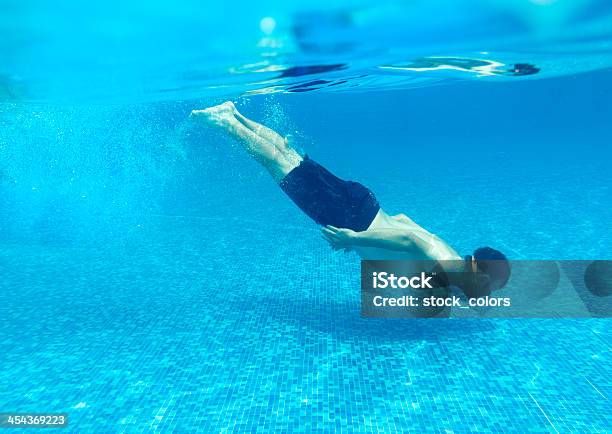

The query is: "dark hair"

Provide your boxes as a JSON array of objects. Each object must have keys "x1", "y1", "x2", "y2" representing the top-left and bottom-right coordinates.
[{"x1": 473, "y1": 247, "x2": 511, "y2": 290}]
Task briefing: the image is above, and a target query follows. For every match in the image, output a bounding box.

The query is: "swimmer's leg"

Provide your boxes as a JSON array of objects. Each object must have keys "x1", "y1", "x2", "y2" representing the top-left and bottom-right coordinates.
[
  {"x1": 226, "y1": 104, "x2": 297, "y2": 157},
  {"x1": 191, "y1": 102, "x2": 301, "y2": 182},
  {"x1": 233, "y1": 110, "x2": 286, "y2": 149}
]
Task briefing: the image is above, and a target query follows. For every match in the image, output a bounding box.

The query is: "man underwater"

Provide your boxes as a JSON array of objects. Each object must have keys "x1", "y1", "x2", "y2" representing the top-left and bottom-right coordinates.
[{"x1": 191, "y1": 102, "x2": 511, "y2": 299}]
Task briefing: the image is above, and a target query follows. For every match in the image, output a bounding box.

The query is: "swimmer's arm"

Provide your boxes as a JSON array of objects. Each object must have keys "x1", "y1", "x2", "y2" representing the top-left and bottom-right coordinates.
[{"x1": 321, "y1": 225, "x2": 415, "y2": 252}]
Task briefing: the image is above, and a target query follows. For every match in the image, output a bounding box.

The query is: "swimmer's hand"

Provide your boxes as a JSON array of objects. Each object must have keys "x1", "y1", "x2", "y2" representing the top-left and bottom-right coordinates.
[{"x1": 321, "y1": 225, "x2": 355, "y2": 253}]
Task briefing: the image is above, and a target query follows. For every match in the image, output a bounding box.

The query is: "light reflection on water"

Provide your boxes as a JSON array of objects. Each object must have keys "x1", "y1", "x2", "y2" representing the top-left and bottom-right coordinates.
[{"x1": 1, "y1": 0, "x2": 612, "y2": 102}]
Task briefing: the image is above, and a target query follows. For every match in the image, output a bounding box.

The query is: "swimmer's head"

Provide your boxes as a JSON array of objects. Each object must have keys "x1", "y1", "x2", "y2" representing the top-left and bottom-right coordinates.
[
  {"x1": 462, "y1": 247, "x2": 511, "y2": 298},
  {"x1": 505, "y1": 63, "x2": 540, "y2": 76}
]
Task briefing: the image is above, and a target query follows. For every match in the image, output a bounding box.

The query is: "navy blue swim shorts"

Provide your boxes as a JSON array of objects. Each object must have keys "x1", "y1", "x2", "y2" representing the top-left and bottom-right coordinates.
[{"x1": 279, "y1": 156, "x2": 380, "y2": 232}]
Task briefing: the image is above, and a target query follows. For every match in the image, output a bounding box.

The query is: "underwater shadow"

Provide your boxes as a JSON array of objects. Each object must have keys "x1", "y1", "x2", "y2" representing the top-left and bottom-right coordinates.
[{"x1": 242, "y1": 288, "x2": 496, "y2": 343}]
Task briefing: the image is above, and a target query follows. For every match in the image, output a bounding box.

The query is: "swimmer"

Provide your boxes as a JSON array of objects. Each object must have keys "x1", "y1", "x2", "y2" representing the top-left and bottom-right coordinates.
[
  {"x1": 380, "y1": 56, "x2": 540, "y2": 77},
  {"x1": 191, "y1": 102, "x2": 511, "y2": 298}
]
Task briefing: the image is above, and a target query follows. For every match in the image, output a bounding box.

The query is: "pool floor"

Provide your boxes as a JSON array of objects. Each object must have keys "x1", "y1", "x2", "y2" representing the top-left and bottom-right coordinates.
[{"x1": 1, "y1": 217, "x2": 610, "y2": 432}]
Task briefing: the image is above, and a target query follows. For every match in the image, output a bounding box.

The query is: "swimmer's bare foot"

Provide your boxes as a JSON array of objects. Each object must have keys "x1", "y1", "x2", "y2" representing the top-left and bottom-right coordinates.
[{"x1": 190, "y1": 101, "x2": 236, "y2": 126}]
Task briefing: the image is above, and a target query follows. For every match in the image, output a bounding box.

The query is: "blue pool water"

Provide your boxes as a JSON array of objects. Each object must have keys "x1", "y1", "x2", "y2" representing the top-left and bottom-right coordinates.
[{"x1": 1, "y1": 0, "x2": 611, "y2": 432}]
